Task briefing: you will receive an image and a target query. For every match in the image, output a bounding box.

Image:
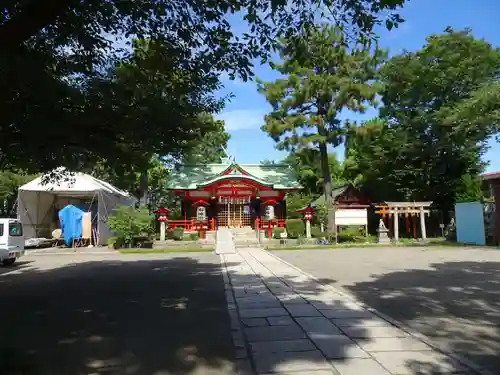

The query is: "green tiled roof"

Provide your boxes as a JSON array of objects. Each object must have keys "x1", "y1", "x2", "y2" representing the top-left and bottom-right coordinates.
[
  {"x1": 310, "y1": 185, "x2": 349, "y2": 206},
  {"x1": 298, "y1": 184, "x2": 350, "y2": 211},
  {"x1": 167, "y1": 163, "x2": 302, "y2": 190}
]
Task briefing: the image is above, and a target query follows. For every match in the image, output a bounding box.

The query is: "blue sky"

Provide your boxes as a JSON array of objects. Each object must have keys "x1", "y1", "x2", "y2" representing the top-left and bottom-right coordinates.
[{"x1": 216, "y1": 0, "x2": 500, "y2": 172}]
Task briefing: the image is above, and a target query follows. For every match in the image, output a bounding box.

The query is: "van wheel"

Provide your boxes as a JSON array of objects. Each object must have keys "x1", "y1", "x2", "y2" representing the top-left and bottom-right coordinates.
[{"x1": 2, "y1": 259, "x2": 16, "y2": 266}]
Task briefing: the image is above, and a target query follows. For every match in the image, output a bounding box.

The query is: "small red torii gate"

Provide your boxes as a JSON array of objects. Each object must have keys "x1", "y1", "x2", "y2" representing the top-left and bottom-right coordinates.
[{"x1": 375, "y1": 201, "x2": 432, "y2": 241}]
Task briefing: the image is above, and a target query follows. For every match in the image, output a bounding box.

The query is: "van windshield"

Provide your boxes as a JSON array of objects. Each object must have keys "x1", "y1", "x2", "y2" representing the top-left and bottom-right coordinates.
[{"x1": 9, "y1": 222, "x2": 23, "y2": 237}]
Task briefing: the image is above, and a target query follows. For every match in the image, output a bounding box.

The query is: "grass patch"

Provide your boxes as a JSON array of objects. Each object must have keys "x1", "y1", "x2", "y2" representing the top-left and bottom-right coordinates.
[{"x1": 119, "y1": 247, "x2": 213, "y2": 254}]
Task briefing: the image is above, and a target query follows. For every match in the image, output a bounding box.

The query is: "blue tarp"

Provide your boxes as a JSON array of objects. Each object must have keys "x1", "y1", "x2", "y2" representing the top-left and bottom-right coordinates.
[{"x1": 58, "y1": 205, "x2": 84, "y2": 246}]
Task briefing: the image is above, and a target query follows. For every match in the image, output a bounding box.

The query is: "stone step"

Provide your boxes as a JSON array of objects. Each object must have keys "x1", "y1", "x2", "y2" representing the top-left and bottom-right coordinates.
[
  {"x1": 235, "y1": 242, "x2": 260, "y2": 248},
  {"x1": 233, "y1": 238, "x2": 260, "y2": 243},
  {"x1": 231, "y1": 229, "x2": 257, "y2": 237},
  {"x1": 232, "y1": 232, "x2": 257, "y2": 237},
  {"x1": 233, "y1": 237, "x2": 259, "y2": 243},
  {"x1": 231, "y1": 232, "x2": 256, "y2": 237}
]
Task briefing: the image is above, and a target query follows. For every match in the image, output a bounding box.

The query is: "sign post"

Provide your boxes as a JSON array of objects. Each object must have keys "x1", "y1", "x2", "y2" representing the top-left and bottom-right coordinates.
[{"x1": 196, "y1": 206, "x2": 207, "y2": 239}]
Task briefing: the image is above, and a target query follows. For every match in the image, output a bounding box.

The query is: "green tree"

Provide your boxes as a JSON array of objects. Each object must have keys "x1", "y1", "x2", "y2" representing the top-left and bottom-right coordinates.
[
  {"x1": 282, "y1": 149, "x2": 345, "y2": 195},
  {"x1": 182, "y1": 113, "x2": 230, "y2": 164},
  {"x1": 1, "y1": 1, "x2": 406, "y2": 173},
  {"x1": 87, "y1": 156, "x2": 170, "y2": 204},
  {"x1": 87, "y1": 112, "x2": 229, "y2": 208},
  {"x1": 259, "y1": 25, "x2": 386, "y2": 235},
  {"x1": 284, "y1": 192, "x2": 316, "y2": 219},
  {"x1": 379, "y1": 28, "x2": 500, "y2": 210},
  {"x1": 343, "y1": 118, "x2": 410, "y2": 202},
  {"x1": 1, "y1": 38, "x2": 224, "y2": 174},
  {"x1": 0, "y1": 171, "x2": 35, "y2": 217},
  {"x1": 0, "y1": 1, "x2": 405, "y2": 55},
  {"x1": 455, "y1": 174, "x2": 483, "y2": 203},
  {"x1": 107, "y1": 205, "x2": 155, "y2": 246},
  {"x1": 442, "y1": 80, "x2": 500, "y2": 139}
]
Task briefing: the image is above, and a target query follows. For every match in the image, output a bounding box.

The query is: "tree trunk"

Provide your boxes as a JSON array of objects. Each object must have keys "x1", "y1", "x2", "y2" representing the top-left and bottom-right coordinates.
[
  {"x1": 319, "y1": 141, "x2": 336, "y2": 239},
  {"x1": 139, "y1": 170, "x2": 148, "y2": 207}
]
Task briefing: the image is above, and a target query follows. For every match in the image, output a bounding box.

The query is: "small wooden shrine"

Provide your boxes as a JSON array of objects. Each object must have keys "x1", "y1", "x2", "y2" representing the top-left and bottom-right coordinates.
[{"x1": 298, "y1": 184, "x2": 371, "y2": 233}]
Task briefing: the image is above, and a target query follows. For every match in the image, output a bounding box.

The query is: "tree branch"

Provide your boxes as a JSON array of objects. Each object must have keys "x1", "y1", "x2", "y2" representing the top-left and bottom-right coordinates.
[{"x1": 0, "y1": 0, "x2": 75, "y2": 50}]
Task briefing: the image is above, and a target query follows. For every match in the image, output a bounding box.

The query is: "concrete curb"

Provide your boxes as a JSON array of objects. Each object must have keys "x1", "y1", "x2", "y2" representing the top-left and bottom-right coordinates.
[
  {"x1": 219, "y1": 254, "x2": 255, "y2": 374},
  {"x1": 263, "y1": 248, "x2": 494, "y2": 375}
]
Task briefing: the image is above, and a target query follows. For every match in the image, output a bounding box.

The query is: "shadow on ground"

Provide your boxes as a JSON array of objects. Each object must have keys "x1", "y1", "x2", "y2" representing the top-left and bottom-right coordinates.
[
  {"x1": 0, "y1": 254, "x2": 470, "y2": 375},
  {"x1": 348, "y1": 260, "x2": 500, "y2": 373},
  {"x1": 0, "y1": 260, "x2": 33, "y2": 275},
  {"x1": 0, "y1": 257, "x2": 235, "y2": 375}
]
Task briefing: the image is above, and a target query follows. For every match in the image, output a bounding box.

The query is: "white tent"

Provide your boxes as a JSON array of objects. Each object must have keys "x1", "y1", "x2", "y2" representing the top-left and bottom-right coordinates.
[{"x1": 17, "y1": 171, "x2": 137, "y2": 245}]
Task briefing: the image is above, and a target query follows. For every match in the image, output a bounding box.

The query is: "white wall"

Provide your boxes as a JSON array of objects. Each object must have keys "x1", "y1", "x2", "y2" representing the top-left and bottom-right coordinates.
[{"x1": 17, "y1": 191, "x2": 57, "y2": 238}]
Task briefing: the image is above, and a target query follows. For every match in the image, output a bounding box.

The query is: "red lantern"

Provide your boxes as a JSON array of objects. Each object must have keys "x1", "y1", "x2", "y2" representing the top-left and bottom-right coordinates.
[
  {"x1": 154, "y1": 207, "x2": 169, "y2": 222},
  {"x1": 262, "y1": 199, "x2": 278, "y2": 205},
  {"x1": 192, "y1": 199, "x2": 209, "y2": 206},
  {"x1": 303, "y1": 207, "x2": 313, "y2": 221}
]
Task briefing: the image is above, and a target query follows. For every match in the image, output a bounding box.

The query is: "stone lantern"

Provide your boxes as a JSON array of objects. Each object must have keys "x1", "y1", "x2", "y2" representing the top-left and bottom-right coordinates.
[
  {"x1": 302, "y1": 207, "x2": 314, "y2": 238},
  {"x1": 154, "y1": 207, "x2": 170, "y2": 241}
]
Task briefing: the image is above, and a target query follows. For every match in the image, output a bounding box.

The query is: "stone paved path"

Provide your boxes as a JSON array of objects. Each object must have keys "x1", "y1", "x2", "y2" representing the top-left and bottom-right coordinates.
[
  {"x1": 220, "y1": 247, "x2": 482, "y2": 375},
  {"x1": 216, "y1": 228, "x2": 236, "y2": 254}
]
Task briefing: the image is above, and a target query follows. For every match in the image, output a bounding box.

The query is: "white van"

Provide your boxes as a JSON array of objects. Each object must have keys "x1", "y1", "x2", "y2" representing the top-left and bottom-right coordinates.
[{"x1": 0, "y1": 219, "x2": 25, "y2": 266}]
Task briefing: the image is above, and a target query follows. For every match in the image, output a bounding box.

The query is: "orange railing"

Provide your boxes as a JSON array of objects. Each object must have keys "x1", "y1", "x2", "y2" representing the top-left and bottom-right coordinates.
[
  {"x1": 255, "y1": 218, "x2": 286, "y2": 229},
  {"x1": 255, "y1": 218, "x2": 286, "y2": 236},
  {"x1": 168, "y1": 218, "x2": 216, "y2": 232},
  {"x1": 167, "y1": 218, "x2": 285, "y2": 233},
  {"x1": 255, "y1": 218, "x2": 286, "y2": 238}
]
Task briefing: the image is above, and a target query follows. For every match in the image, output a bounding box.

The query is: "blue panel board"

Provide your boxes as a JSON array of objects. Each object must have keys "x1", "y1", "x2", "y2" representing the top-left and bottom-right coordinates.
[
  {"x1": 58, "y1": 205, "x2": 84, "y2": 246},
  {"x1": 455, "y1": 202, "x2": 485, "y2": 245}
]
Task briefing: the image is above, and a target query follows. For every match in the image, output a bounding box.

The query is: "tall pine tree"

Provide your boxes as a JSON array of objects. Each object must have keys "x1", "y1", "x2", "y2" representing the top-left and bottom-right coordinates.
[{"x1": 259, "y1": 25, "x2": 385, "y2": 237}]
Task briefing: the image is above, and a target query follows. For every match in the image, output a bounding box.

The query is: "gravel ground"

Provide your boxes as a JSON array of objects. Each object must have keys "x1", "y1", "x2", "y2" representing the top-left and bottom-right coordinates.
[
  {"x1": 274, "y1": 246, "x2": 500, "y2": 373},
  {"x1": 0, "y1": 253, "x2": 235, "y2": 375}
]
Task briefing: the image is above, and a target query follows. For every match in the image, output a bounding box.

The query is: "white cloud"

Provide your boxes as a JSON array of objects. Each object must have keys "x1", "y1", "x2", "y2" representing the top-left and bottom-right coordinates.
[{"x1": 216, "y1": 109, "x2": 267, "y2": 131}]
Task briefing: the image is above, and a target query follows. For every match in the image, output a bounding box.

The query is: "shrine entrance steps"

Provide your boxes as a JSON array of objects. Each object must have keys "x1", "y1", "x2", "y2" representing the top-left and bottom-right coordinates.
[{"x1": 231, "y1": 227, "x2": 260, "y2": 248}]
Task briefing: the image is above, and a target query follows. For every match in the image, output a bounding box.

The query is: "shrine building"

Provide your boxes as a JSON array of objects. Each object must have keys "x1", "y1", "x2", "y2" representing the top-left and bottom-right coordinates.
[{"x1": 166, "y1": 162, "x2": 301, "y2": 229}]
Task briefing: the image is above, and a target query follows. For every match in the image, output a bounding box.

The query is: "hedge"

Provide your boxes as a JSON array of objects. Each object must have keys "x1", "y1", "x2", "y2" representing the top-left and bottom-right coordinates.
[
  {"x1": 272, "y1": 227, "x2": 286, "y2": 239},
  {"x1": 172, "y1": 227, "x2": 184, "y2": 241},
  {"x1": 286, "y1": 219, "x2": 305, "y2": 239},
  {"x1": 310, "y1": 226, "x2": 326, "y2": 238},
  {"x1": 337, "y1": 226, "x2": 366, "y2": 243}
]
